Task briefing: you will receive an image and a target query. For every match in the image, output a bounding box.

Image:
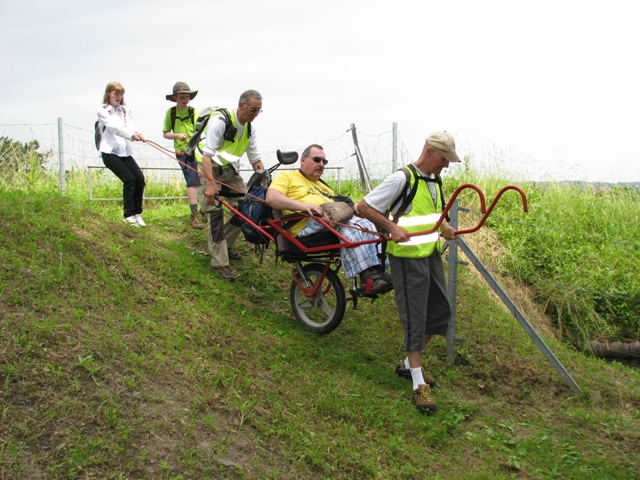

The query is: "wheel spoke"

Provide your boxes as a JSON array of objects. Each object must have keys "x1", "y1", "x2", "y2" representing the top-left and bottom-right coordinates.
[{"x1": 289, "y1": 263, "x2": 346, "y2": 334}]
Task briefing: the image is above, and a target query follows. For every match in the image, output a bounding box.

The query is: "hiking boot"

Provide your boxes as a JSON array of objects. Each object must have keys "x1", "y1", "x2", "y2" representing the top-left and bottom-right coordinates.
[
  {"x1": 228, "y1": 248, "x2": 243, "y2": 261},
  {"x1": 190, "y1": 212, "x2": 204, "y2": 229},
  {"x1": 211, "y1": 266, "x2": 236, "y2": 281},
  {"x1": 123, "y1": 215, "x2": 140, "y2": 227},
  {"x1": 412, "y1": 384, "x2": 437, "y2": 413},
  {"x1": 134, "y1": 214, "x2": 147, "y2": 227},
  {"x1": 359, "y1": 267, "x2": 392, "y2": 294},
  {"x1": 394, "y1": 363, "x2": 437, "y2": 388}
]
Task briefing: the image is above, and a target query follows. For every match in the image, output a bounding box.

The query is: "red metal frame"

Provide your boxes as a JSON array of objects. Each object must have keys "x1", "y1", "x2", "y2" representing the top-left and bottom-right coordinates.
[
  {"x1": 291, "y1": 262, "x2": 335, "y2": 299},
  {"x1": 217, "y1": 183, "x2": 528, "y2": 254}
]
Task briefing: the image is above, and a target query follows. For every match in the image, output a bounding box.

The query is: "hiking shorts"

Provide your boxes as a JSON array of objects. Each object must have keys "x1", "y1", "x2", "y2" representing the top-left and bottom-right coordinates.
[
  {"x1": 177, "y1": 153, "x2": 199, "y2": 188},
  {"x1": 389, "y1": 252, "x2": 451, "y2": 351}
]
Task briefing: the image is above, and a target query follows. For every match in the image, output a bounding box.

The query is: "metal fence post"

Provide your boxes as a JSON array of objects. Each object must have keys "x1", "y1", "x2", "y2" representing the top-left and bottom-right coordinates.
[
  {"x1": 350, "y1": 124, "x2": 372, "y2": 192},
  {"x1": 457, "y1": 237, "x2": 583, "y2": 394},
  {"x1": 446, "y1": 199, "x2": 459, "y2": 363},
  {"x1": 57, "y1": 117, "x2": 65, "y2": 196}
]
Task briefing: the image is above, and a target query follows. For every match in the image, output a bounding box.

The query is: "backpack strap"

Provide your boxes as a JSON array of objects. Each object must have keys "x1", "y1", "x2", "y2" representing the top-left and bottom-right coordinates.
[
  {"x1": 389, "y1": 165, "x2": 419, "y2": 224},
  {"x1": 217, "y1": 108, "x2": 251, "y2": 142},
  {"x1": 170, "y1": 106, "x2": 195, "y2": 131},
  {"x1": 389, "y1": 164, "x2": 449, "y2": 224}
]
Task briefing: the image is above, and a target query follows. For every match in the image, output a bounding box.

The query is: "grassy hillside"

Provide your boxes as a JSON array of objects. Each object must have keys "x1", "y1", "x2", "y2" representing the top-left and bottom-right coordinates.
[{"x1": 1, "y1": 189, "x2": 639, "y2": 479}]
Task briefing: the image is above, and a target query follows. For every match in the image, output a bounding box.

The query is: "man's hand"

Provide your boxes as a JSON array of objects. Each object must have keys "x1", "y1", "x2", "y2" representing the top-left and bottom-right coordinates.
[
  {"x1": 204, "y1": 183, "x2": 219, "y2": 206},
  {"x1": 301, "y1": 203, "x2": 323, "y2": 217},
  {"x1": 387, "y1": 224, "x2": 410, "y2": 243},
  {"x1": 440, "y1": 222, "x2": 458, "y2": 241}
]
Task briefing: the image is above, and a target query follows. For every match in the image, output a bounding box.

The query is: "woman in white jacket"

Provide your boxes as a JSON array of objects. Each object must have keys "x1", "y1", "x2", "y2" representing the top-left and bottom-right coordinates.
[{"x1": 97, "y1": 81, "x2": 147, "y2": 226}]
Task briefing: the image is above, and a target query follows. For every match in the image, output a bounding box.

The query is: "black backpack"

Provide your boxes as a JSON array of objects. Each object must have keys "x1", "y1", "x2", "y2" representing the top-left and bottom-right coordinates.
[
  {"x1": 94, "y1": 106, "x2": 126, "y2": 151},
  {"x1": 239, "y1": 169, "x2": 272, "y2": 245},
  {"x1": 389, "y1": 164, "x2": 449, "y2": 223},
  {"x1": 185, "y1": 107, "x2": 251, "y2": 156}
]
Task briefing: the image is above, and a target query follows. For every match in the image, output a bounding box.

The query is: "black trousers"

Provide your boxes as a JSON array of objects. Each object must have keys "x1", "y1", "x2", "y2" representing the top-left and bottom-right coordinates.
[{"x1": 102, "y1": 153, "x2": 145, "y2": 218}]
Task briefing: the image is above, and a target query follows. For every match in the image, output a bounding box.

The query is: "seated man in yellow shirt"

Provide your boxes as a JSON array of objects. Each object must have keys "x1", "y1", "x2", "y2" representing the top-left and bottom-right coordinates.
[{"x1": 266, "y1": 144, "x2": 391, "y2": 294}]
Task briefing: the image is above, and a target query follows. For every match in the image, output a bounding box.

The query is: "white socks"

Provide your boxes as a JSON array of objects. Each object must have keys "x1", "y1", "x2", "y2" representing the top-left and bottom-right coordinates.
[{"x1": 410, "y1": 367, "x2": 426, "y2": 391}]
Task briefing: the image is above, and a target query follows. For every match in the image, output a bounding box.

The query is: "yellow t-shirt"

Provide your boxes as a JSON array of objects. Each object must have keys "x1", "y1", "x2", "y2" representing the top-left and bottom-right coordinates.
[{"x1": 268, "y1": 170, "x2": 335, "y2": 236}]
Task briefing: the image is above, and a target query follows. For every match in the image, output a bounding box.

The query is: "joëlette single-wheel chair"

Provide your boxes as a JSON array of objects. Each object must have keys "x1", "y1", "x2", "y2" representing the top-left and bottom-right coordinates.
[{"x1": 217, "y1": 150, "x2": 529, "y2": 335}]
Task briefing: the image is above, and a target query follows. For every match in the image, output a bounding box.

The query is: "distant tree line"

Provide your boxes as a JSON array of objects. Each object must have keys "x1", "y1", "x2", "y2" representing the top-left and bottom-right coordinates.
[{"x1": 0, "y1": 136, "x2": 50, "y2": 173}]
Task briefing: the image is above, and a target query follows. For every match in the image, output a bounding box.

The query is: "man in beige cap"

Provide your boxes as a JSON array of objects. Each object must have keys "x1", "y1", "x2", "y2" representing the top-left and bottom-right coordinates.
[{"x1": 356, "y1": 131, "x2": 460, "y2": 414}]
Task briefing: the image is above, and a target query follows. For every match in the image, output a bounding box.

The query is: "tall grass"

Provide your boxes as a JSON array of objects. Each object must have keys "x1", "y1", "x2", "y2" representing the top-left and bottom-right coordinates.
[{"x1": 447, "y1": 163, "x2": 640, "y2": 345}]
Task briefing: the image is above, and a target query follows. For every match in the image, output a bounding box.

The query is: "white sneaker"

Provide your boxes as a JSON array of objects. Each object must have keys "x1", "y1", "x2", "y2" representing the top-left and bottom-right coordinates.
[
  {"x1": 134, "y1": 214, "x2": 146, "y2": 227},
  {"x1": 124, "y1": 216, "x2": 140, "y2": 227}
]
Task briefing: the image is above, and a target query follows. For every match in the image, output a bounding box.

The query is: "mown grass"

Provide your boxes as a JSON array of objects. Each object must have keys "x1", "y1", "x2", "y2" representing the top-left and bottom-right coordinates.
[{"x1": 0, "y1": 167, "x2": 639, "y2": 479}]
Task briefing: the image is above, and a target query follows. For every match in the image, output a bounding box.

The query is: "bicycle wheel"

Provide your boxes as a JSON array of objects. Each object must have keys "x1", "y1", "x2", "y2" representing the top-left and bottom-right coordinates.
[{"x1": 290, "y1": 263, "x2": 346, "y2": 334}]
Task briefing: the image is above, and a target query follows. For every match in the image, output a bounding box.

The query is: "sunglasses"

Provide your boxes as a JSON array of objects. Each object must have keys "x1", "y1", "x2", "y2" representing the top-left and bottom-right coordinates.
[{"x1": 307, "y1": 156, "x2": 328, "y2": 165}]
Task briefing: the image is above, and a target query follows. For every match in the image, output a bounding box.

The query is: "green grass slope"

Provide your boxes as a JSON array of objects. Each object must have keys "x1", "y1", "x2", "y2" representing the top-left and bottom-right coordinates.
[{"x1": 1, "y1": 191, "x2": 639, "y2": 479}]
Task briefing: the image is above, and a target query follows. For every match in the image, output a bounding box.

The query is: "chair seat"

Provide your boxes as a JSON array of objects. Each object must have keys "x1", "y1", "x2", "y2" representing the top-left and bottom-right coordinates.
[{"x1": 278, "y1": 229, "x2": 340, "y2": 253}]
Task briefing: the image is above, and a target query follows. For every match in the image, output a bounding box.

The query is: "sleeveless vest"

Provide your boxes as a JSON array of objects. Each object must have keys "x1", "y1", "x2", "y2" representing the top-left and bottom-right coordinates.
[{"x1": 386, "y1": 166, "x2": 443, "y2": 258}]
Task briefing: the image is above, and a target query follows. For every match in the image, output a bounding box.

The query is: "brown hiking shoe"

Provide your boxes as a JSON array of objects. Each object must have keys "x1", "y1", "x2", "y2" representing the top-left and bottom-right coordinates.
[
  {"x1": 211, "y1": 266, "x2": 236, "y2": 281},
  {"x1": 190, "y1": 212, "x2": 204, "y2": 229},
  {"x1": 228, "y1": 248, "x2": 243, "y2": 261},
  {"x1": 412, "y1": 384, "x2": 437, "y2": 413},
  {"x1": 394, "y1": 363, "x2": 437, "y2": 388},
  {"x1": 359, "y1": 267, "x2": 392, "y2": 294}
]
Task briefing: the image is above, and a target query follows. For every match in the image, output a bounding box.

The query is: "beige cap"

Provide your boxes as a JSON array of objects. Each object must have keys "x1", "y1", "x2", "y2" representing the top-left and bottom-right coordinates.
[{"x1": 426, "y1": 131, "x2": 461, "y2": 163}]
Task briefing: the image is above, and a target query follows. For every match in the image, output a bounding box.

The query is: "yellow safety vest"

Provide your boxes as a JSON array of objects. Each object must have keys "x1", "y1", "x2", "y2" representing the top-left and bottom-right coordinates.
[
  {"x1": 196, "y1": 109, "x2": 251, "y2": 164},
  {"x1": 386, "y1": 166, "x2": 443, "y2": 258},
  {"x1": 218, "y1": 109, "x2": 251, "y2": 157}
]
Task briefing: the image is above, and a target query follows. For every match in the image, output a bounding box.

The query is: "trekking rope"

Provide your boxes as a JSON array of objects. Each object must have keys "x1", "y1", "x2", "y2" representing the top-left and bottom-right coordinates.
[
  {"x1": 143, "y1": 139, "x2": 383, "y2": 235},
  {"x1": 145, "y1": 139, "x2": 252, "y2": 202}
]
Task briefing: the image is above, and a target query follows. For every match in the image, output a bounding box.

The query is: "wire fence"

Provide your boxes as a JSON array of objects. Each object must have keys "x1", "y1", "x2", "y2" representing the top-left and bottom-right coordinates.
[
  {"x1": 0, "y1": 119, "x2": 415, "y2": 191},
  {"x1": 2, "y1": 119, "x2": 639, "y2": 394}
]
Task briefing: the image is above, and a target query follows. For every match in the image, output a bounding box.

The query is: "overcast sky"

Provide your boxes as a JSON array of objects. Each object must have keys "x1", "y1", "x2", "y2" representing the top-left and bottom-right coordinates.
[{"x1": 1, "y1": 0, "x2": 639, "y2": 183}]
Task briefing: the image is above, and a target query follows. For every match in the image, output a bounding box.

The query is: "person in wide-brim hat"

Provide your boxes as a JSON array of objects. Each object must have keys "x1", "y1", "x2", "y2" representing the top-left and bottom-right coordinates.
[{"x1": 166, "y1": 81, "x2": 198, "y2": 101}]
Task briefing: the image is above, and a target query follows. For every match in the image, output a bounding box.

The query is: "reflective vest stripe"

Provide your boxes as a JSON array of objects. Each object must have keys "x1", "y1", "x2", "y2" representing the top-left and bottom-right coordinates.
[
  {"x1": 395, "y1": 213, "x2": 441, "y2": 228},
  {"x1": 386, "y1": 166, "x2": 443, "y2": 258},
  {"x1": 397, "y1": 232, "x2": 440, "y2": 247}
]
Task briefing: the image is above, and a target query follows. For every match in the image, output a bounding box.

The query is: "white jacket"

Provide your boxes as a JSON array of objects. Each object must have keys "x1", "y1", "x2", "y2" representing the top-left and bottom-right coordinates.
[{"x1": 96, "y1": 104, "x2": 138, "y2": 157}]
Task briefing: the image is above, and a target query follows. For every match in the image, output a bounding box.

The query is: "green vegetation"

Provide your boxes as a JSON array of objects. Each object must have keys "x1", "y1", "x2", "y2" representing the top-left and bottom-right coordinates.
[
  {"x1": 0, "y1": 136, "x2": 52, "y2": 187},
  {"x1": 1, "y1": 145, "x2": 639, "y2": 478},
  {"x1": 446, "y1": 166, "x2": 640, "y2": 345}
]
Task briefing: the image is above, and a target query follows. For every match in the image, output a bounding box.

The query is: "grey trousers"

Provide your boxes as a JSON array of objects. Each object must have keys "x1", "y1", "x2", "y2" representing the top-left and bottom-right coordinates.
[{"x1": 197, "y1": 164, "x2": 246, "y2": 268}]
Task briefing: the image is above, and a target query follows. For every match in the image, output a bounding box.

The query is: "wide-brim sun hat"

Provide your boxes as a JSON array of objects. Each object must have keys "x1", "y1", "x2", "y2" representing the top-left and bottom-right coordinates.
[{"x1": 166, "y1": 81, "x2": 198, "y2": 101}]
